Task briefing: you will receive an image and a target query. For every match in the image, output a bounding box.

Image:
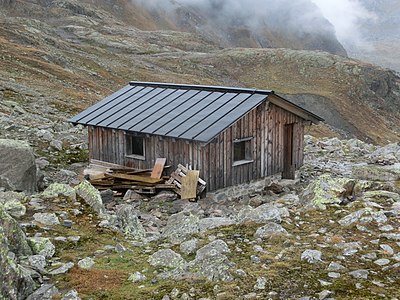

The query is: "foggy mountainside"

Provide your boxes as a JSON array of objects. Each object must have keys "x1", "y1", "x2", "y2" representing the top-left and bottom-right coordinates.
[{"x1": 1, "y1": 1, "x2": 400, "y2": 300}]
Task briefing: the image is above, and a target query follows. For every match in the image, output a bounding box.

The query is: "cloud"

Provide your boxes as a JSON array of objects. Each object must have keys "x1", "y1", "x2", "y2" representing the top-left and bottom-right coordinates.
[{"x1": 310, "y1": 0, "x2": 376, "y2": 46}]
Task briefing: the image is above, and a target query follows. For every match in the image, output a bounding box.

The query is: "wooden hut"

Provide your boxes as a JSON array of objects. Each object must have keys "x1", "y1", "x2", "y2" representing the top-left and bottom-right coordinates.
[{"x1": 70, "y1": 82, "x2": 323, "y2": 192}]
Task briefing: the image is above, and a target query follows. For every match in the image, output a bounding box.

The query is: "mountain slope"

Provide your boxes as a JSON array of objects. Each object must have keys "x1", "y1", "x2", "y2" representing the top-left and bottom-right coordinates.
[{"x1": 0, "y1": 0, "x2": 399, "y2": 146}]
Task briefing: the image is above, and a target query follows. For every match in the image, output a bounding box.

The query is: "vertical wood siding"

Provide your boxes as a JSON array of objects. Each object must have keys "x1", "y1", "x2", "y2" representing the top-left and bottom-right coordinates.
[{"x1": 88, "y1": 101, "x2": 307, "y2": 192}]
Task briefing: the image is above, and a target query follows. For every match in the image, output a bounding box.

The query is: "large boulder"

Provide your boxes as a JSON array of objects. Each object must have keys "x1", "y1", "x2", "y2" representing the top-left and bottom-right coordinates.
[
  {"x1": 301, "y1": 174, "x2": 356, "y2": 209},
  {"x1": 161, "y1": 212, "x2": 200, "y2": 244},
  {"x1": 0, "y1": 139, "x2": 37, "y2": 193},
  {"x1": 114, "y1": 205, "x2": 146, "y2": 240}
]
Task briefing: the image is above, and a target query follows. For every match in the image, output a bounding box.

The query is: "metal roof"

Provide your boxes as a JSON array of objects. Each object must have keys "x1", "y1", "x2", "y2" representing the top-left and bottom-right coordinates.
[{"x1": 70, "y1": 81, "x2": 323, "y2": 143}]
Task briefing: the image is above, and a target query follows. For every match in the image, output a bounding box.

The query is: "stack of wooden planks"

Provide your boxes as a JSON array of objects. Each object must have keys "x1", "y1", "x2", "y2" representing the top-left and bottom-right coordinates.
[
  {"x1": 86, "y1": 159, "x2": 206, "y2": 199},
  {"x1": 87, "y1": 158, "x2": 176, "y2": 195}
]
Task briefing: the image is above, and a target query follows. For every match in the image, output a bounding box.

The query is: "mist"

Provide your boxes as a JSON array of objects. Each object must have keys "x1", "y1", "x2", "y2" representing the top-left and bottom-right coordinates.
[{"x1": 134, "y1": 0, "x2": 375, "y2": 54}]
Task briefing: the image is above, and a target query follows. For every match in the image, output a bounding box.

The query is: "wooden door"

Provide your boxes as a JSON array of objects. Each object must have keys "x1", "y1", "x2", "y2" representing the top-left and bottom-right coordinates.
[{"x1": 282, "y1": 123, "x2": 295, "y2": 179}]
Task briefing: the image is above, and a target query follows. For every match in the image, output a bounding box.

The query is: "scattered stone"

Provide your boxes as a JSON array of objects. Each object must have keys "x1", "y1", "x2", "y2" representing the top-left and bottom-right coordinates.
[
  {"x1": 63, "y1": 220, "x2": 73, "y2": 228},
  {"x1": 115, "y1": 243, "x2": 127, "y2": 253},
  {"x1": 180, "y1": 238, "x2": 199, "y2": 255},
  {"x1": 28, "y1": 237, "x2": 55, "y2": 258},
  {"x1": 301, "y1": 249, "x2": 322, "y2": 263},
  {"x1": 0, "y1": 191, "x2": 27, "y2": 218},
  {"x1": 254, "y1": 222, "x2": 288, "y2": 239},
  {"x1": 61, "y1": 289, "x2": 81, "y2": 300},
  {"x1": 327, "y1": 262, "x2": 345, "y2": 271},
  {"x1": 328, "y1": 272, "x2": 341, "y2": 278},
  {"x1": 33, "y1": 213, "x2": 60, "y2": 226},
  {"x1": 49, "y1": 262, "x2": 74, "y2": 275},
  {"x1": 379, "y1": 225, "x2": 394, "y2": 232},
  {"x1": 26, "y1": 284, "x2": 59, "y2": 300},
  {"x1": 75, "y1": 180, "x2": 105, "y2": 215},
  {"x1": 128, "y1": 271, "x2": 146, "y2": 282},
  {"x1": 380, "y1": 244, "x2": 394, "y2": 255},
  {"x1": 78, "y1": 257, "x2": 95, "y2": 269},
  {"x1": 348, "y1": 269, "x2": 369, "y2": 279},
  {"x1": 338, "y1": 209, "x2": 365, "y2": 226},
  {"x1": 318, "y1": 290, "x2": 333, "y2": 300},
  {"x1": 254, "y1": 277, "x2": 267, "y2": 290},
  {"x1": 238, "y1": 203, "x2": 282, "y2": 224},
  {"x1": 28, "y1": 255, "x2": 46, "y2": 272},
  {"x1": 196, "y1": 240, "x2": 229, "y2": 260},
  {"x1": 374, "y1": 258, "x2": 390, "y2": 266},
  {"x1": 162, "y1": 212, "x2": 200, "y2": 244},
  {"x1": 100, "y1": 189, "x2": 114, "y2": 204},
  {"x1": 148, "y1": 249, "x2": 185, "y2": 269},
  {"x1": 41, "y1": 183, "x2": 76, "y2": 201},
  {"x1": 114, "y1": 205, "x2": 146, "y2": 240},
  {"x1": 198, "y1": 217, "x2": 235, "y2": 232}
]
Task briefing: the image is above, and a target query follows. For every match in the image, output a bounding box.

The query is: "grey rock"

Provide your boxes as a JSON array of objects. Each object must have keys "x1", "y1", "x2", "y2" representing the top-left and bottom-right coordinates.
[
  {"x1": 380, "y1": 244, "x2": 394, "y2": 255},
  {"x1": 77, "y1": 257, "x2": 95, "y2": 269},
  {"x1": 61, "y1": 289, "x2": 81, "y2": 300},
  {"x1": 254, "y1": 276, "x2": 267, "y2": 290},
  {"x1": 198, "y1": 217, "x2": 235, "y2": 233},
  {"x1": 27, "y1": 284, "x2": 59, "y2": 300},
  {"x1": 28, "y1": 255, "x2": 46, "y2": 272},
  {"x1": 50, "y1": 139, "x2": 63, "y2": 151},
  {"x1": 300, "y1": 174, "x2": 355, "y2": 209},
  {"x1": 348, "y1": 269, "x2": 369, "y2": 279},
  {"x1": 28, "y1": 237, "x2": 55, "y2": 258},
  {"x1": 393, "y1": 253, "x2": 400, "y2": 262},
  {"x1": 0, "y1": 222, "x2": 35, "y2": 300},
  {"x1": 115, "y1": 243, "x2": 127, "y2": 253},
  {"x1": 0, "y1": 206, "x2": 32, "y2": 256},
  {"x1": 148, "y1": 249, "x2": 185, "y2": 269},
  {"x1": 195, "y1": 240, "x2": 230, "y2": 260},
  {"x1": 187, "y1": 251, "x2": 234, "y2": 282},
  {"x1": 0, "y1": 139, "x2": 37, "y2": 193},
  {"x1": 327, "y1": 262, "x2": 345, "y2": 271},
  {"x1": 327, "y1": 272, "x2": 340, "y2": 278},
  {"x1": 128, "y1": 271, "x2": 146, "y2": 282},
  {"x1": 49, "y1": 262, "x2": 74, "y2": 275},
  {"x1": 63, "y1": 220, "x2": 73, "y2": 228},
  {"x1": 115, "y1": 205, "x2": 146, "y2": 240},
  {"x1": 235, "y1": 269, "x2": 247, "y2": 277},
  {"x1": 301, "y1": 249, "x2": 322, "y2": 263},
  {"x1": 180, "y1": 238, "x2": 199, "y2": 255},
  {"x1": 152, "y1": 191, "x2": 177, "y2": 202},
  {"x1": 379, "y1": 225, "x2": 394, "y2": 231},
  {"x1": 374, "y1": 258, "x2": 390, "y2": 266},
  {"x1": 123, "y1": 189, "x2": 144, "y2": 201},
  {"x1": 338, "y1": 209, "x2": 365, "y2": 226},
  {"x1": 381, "y1": 233, "x2": 400, "y2": 241},
  {"x1": 361, "y1": 252, "x2": 377, "y2": 261},
  {"x1": 75, "y1": 180, "x2": 105, "y2": 215},
  {"x1": 100, "y1": 189, "x2": 113, "y2": 204},
  {"x1": 162, "y1": 212, "x2": 200, "y2": 244},
  {"x1": 254, "y1": 222, "x2": 288, "y2": 239},
  {"x1": 41, "y1": 183, "x2": 76, "y2": 201},
  {"x1": 352, "y1": 164, "x2": 400, "y2": 181},
  {"x1": 0, "y1": 191, "x2": 27, "y2": 218},
  {"x1": 238, "y1": 203, "x2": 282, "y2": 224},
  {"x1": 370, "y1": 211, "x2": 388, "y2": 223},
  {"x1": 33, "y1": 213, "x2": 60, "y2": 226},
  {"x1": 318, "y1": 290, "x2": 333, "y2": 300}
]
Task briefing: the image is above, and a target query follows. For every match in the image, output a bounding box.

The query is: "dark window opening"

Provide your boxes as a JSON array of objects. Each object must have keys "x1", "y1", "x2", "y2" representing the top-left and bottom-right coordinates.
[
  {"x1": 233, "y1": 138, "x2": 253, "y2": 164},
  {"x1": 126, "y1": 135, "x2": 145, "y2": 159}
]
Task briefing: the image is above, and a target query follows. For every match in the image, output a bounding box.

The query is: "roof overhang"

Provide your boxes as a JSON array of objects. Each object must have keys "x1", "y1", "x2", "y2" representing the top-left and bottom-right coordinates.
[{"x1": 268, "y1": 93, "x2": 324, "y2": 124}]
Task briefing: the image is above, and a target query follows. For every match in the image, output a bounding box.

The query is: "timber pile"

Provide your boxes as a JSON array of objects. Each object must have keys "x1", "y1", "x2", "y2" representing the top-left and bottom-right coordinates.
[{"x1": 86, "y1": 159, "x2": 206, "y2": 199}]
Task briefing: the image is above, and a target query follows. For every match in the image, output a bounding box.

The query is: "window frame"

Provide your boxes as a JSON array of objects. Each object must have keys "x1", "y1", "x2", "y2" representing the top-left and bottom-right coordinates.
[
  {"x1": 125, "y1": 134, "x2": 145, "y2": 160},
  {"x1": 232, "y1": 137, "x2": 254, "y2": 166}
]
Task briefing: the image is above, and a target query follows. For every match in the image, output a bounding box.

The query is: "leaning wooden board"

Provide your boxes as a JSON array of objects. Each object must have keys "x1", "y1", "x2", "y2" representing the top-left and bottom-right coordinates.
[{"x1": 181, "y1": 170, "x2": 200, "y2": 199}]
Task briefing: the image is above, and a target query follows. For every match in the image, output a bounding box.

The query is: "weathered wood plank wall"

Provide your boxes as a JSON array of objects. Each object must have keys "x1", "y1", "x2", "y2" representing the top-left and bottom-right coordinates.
[{"x1": 88, "y1": 101, "x2": 306, "y2": 192}]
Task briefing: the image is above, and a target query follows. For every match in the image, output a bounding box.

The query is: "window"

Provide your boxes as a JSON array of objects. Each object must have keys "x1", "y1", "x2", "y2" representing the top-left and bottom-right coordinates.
[
  {"x1": 126, "y1": 135, "x2": 145, "y2": 160},
  {"x1": 233, "y1": 137, "x2": 253, "y2": 166}
]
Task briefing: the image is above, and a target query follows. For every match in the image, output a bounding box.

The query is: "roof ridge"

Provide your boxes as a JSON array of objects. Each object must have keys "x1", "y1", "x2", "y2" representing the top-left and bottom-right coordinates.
[{"x1": 129, "y1": 81, "x2": 273, "y2": 95}]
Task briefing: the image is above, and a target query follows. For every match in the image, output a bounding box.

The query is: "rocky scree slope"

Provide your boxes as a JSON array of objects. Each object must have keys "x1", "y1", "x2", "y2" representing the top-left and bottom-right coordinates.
[
  {"x1": 0, "y1": 0, "x2": 399, "y2": 154},
  {"x1": 1, "y1": 135, "x2": 400, "y2": 299}
]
